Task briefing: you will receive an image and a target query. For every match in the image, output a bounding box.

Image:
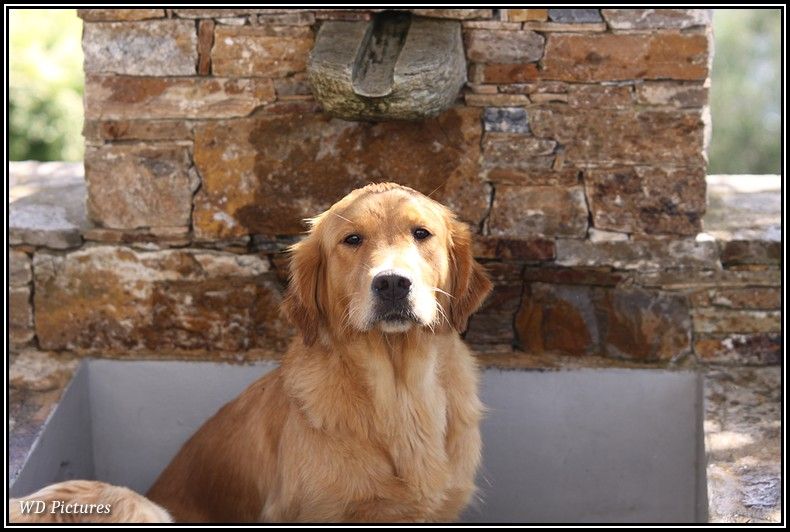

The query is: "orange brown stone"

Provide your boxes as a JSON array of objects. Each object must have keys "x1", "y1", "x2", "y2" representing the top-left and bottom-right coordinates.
[
  {"x1": 541, "y1": 32, "x2": 710, "y2": 81},
  {"x1": 192, "y1": 108, "x2": 485, "y2": 238}
]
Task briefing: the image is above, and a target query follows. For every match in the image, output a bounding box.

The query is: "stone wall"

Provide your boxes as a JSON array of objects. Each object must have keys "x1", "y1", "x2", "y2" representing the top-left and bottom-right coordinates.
[{"x1": 8, "y1": 9, "x2": 779, "y2": 366}]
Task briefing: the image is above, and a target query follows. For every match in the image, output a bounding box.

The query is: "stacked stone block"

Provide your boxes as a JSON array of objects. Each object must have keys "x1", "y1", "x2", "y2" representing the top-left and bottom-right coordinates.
[{"x1": 9, "y1": 8, "x2": 778, "y2": 366}]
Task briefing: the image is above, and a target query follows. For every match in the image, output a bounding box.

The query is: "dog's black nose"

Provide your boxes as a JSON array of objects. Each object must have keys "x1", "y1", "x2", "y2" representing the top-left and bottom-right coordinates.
[{"x1": 372, "y1": 273, "x2": 412, "y2": 301}]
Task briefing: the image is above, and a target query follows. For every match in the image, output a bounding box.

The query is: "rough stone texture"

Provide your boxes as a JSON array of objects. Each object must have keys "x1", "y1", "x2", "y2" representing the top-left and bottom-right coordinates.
[
  {"x1": 472, "y1": 236, "x2": 555, "y2": 261},
  {"x1": 504, "y1": 9, "x2": 548, "y2": 22},
  {"x1": 464, "y1": 311, "x2": 515, "y2": 349},
  {"x1": 216, "y1": 17, "x2": 248, "y2": 26},
  {"x1": 466, "y1": 82, "x2": 499, "y2": 94},
  {"x1": 34, "y1": 247, "x2": 290, "y2": 353},
  {"x1": 464, "y1": 262, "x2": 523, "y2": 348},
  {"x1": 10, "y1": 286, "x2": 34, "y2": 346},
  {"x1": 516, "y1": 283, "x2": 691, "y2": 360},
  {"x1": 9, "y1": 201, "x2": 84, "y2": 249},
  {"x1": 488, "y1": 168, "x2": 580, "y2": 187},
  {"x1": 83, "y1": 227, "x2": 191, "y2": 248},
  {"x1": 482, "y1": 133, "x2": 557, "y2": 179},
  {"x1": 465, "y1": 93, "x2": 529, "y2": 107},
  {"x1": 498, "y1": 82, "x2": 634, "y2": 109},
  {"x1": 314, "y1": 10, "x2": 372, "y2": 21},
  {"x1": 193, "y1": 108, "x2": 485, "y2": 238},
  {"x1": 410, "y1": 9, "x2": 492, "y2": 20},
  {"x1": 462, "y1": 21, "x2": 522, "y2": 31},
  {"x1": 705, "y1": 176, "x2": 780, "y2": 242},
  {"x1": 473, "y1": 63, "x2": 539, "y2": 84},
  {"x1": 548, "y1": 9, "x2": 603, "y2": 23},
  {"x1": 690, "y1": 287, "x2": 780, "y2": 310},
  {"x1": 523, "y1": 22, "x2": 608, "y2": 33},
  {"x1": 556, "y1": 239, "x2": 719, "y2": 271},
  {"x1": 636, "y1": 81, "x2": 708, "y2": 108},
  {"x1": 638, "y1": 268, "x2": 780, "y2": 290},
  {"x1": 480, "y1": 132, "x2": 565, "y2": 183},
  {"x1": 588, "y1": 228, "x2": 629, "y2": 243},
  {"x1": 65, "y1": 9, "x2": 724, "y2": 371},
  {"x1": 595, "y1": 288, "x2": 692, "y2": 361},
  {"x1": 10, "y1": 162, "x2": 89, "y2": 249},
  {"x1": 258, "y1": 11, "x2": 315, "y2": 26},
  {"x1": 482, "y1": 107, "x2": 529, "y2": 133},
  {"x1": 541, "y1": 32, "x2": 710, "y2": 81},
  {"x1": 274, "y1": 73, "x2": 312, "y2": 97},
  {"x1": 9, "y1": 350, "x2": 79, "y2": 392},
  {"x1": 10, "y1": 250, "x2": 32, "y2": 287},
  {"x1": 464, "y1": 29, "x2": 544, "y2": 63},
  {"x1": 489, "y1": 186, "x2": 588, "y2": 238},
  {"x1": 692, "y1": 309, "x2": 781, "y2": 335},
  {"x1": 530, "y1": 108, "x2": 706, "y2": 166},
  {"x1": 720, "y1": 241, "x2": 781, "y2": 267},
  {"x1": 517, "y1": 283, "x2": 598, "y2": 356},
  {"x1": 603, "y1": 9, "x2": 712, "y2": 30},
  {"x1": 83, "y1": 120, "x2": 193, "y2": 142},
  {"x1": 696, "y1": 334, "x2": 780, "y2": 365},
  {"x1": 308, "y1": 18, "x2": 467, "y2": 120},
  {"x1": 172, "y1": 9, "x2": 286, "y2": 18},
  {"x1": 485, "y1": 131, "x2": 551, "y2": 169},
  {"x1": 523, "y1": 266, "x2": 624, "y2": 287},
  {"x1": 83, "y1": 20, "x2": 198, "y2": 76},
  {"x1": 85, "y1": 144, "x2": 195, "y2": 230},
  {"x1": 78, "y1": 9, "x2": 165, "y2": 21},
  {"x1": 565, "y1": 84, "x2": 633, "y2": 108},
  {"x1": 585, "y1": 166, "x2": 706, "y2": 235},
  {"x1": 705, "y1": 367, "x2": 781, "y2": 522},
  {"x1": 197, "y1": 20, "x2": 215, "y2": 76},
  {"x1": 85, "y1": 75, "x2": 276, "y2": 119},
  {"x1": 212, "y1": 25, "x2": 313, "y2": 78}
]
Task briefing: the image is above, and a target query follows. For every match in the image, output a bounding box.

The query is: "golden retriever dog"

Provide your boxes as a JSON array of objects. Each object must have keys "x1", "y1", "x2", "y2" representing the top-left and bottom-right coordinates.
[
  {"x1": 148, "y1": 183, "x2": 491, "y2": 522},
  {"x1": 9, "y1": 481, "x2": 172, "y2": 523},
  {"x1": 11, "y1": 183, "x2": 492, "y2": 523}
]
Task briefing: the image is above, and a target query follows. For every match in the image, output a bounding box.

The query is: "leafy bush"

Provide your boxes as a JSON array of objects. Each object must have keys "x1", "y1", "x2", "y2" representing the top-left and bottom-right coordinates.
[
  {"x1": 709, "y1": 9, "x2": 781, "y2": 174},
  {"x1": 9, "y1": 9, "x2": 84, "y2": 161}
]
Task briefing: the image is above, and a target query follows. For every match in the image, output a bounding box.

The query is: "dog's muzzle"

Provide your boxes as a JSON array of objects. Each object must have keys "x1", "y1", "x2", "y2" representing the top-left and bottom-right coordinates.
[{"x1": 371, "y1": 272, "x2": 415, "y2": 323}]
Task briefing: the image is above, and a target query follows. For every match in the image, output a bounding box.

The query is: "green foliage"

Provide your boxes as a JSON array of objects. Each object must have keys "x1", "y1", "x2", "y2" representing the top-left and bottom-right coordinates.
[
  {"x1": 709, "y1": 9, "x2": 781, "y2": 174},
  {"x1": 9, "y1": 9, "x2": 84, "y2": 161}
]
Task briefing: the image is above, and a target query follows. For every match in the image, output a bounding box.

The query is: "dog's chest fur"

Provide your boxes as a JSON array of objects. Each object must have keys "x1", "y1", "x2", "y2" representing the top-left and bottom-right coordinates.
[
  {"x1": 279, "y1": 340, "x2": 456, "y2": 519},
  {"x1": 369, "y1": 344, "x2": 450, "y2": 493}
]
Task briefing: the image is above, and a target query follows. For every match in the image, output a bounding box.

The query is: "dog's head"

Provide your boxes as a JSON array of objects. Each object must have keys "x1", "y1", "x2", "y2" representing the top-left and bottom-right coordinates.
[{"x1": 282, "y1": 183, "x2": 492, "y2": 346}]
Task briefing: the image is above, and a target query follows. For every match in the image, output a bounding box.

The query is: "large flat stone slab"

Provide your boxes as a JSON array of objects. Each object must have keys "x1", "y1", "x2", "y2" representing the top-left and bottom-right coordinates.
[
  {"x1": 33, "y1": 246, "x2": 290, "y2": 354},
  {"x1": 704, "y1": 175, "x2": 780, "y2": 241},
  {"x1": 9, "y1": 162, "x2": 90, "y2": 249},
  {"x1": 192, "y1": 107, "x2": 485, "y2": 238}
]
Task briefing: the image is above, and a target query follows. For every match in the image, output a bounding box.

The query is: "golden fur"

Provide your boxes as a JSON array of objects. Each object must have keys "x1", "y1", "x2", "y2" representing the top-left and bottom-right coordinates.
[
  {"x1": 11, "y1": 183, "x2": 492, "y2": 523},
  {"x1": 148, "y1": 183, "x2": 491, "y2": 522}
]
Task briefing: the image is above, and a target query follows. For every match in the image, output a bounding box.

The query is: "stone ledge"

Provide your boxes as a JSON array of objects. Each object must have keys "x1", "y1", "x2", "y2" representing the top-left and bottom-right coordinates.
[
  {"x1": 475, "y1": 350, "x2": 695, "y2": 371},
  {"x1": 703, "y1": 175, "x2": 780, "y2": 242},
  {"x1": 9, "y1": 350, "x2": 80, "y2": 484},
  {"x1": 9, "y1": 162, "x2": 90, "y2": 249}
]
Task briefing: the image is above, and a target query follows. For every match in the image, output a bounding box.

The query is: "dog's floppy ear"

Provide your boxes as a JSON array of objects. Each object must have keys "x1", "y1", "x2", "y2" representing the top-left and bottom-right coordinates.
[
  {"x1": 448, "y1": 219, "x2": 493, "y2": 333},
  {"x1": 281, "y1": 220, "x2": 324, "y2": 347}
]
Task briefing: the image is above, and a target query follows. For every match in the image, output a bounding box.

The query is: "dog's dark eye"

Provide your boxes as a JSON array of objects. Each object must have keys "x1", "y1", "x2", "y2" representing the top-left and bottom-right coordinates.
[
  {"x1": 343, "y1": 234, "x2": 363, "y2": 246},
  {"x1": 413, "y1": 228, "x2": 431, "y2": 241}
]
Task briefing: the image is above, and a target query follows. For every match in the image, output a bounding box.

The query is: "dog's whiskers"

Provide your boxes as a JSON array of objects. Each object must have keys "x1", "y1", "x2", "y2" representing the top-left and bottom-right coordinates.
[
  {"x1": 330, "y1": 212, "x2": 353, "y2": 224},
  {"x1": 430, "y1": 287, "x2": 454, "y2": 299},
  {"x1": 434, "y1": 302, "x2": 451, "y2": 329}
]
